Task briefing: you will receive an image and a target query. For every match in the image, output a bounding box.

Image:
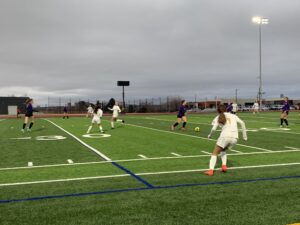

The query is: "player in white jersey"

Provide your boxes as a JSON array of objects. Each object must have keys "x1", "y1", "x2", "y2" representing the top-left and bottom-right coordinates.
[
  {"x1": 252, "y1": 100, "x2": 259, "y2": 114},
  {"x1": 205, "y1": 105, "x2": 247, "y2": 176},
  {"x1": 87, "y1": 105, "x2": 104, "y2": 133},
  {"x1": 232, "y1": 102, "x2": 238, "y2": 114},
  {"x1": 108, "y1": 102, "x2": 124, "y2": 129},
  {"x1": 86, "y1": 104, "x2": 94, "y2": 118}
]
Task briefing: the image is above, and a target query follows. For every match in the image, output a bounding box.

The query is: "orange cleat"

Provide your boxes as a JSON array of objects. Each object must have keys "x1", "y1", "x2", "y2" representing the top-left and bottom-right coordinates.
[
  {"x1": 221, "y1": 165, "x2": 228, "y2": 173},
  {"x1": 205, "y1": 169, "x2": 214, "y2": 176}
]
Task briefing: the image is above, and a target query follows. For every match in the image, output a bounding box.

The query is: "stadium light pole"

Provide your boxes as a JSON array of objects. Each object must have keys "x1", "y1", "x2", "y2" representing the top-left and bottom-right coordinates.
[{"x1": 252, "y1": 16, "x2": 269, "y2": 111}]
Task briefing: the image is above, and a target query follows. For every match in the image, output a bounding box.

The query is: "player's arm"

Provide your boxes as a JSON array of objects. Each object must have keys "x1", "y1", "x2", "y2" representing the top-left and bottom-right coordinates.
[
  {"x1": 236, "y1": 116, "x2": 247, "y2": 141},
  {"x1": 208, "y1": 117, "x2": 218, "y2": 138}
]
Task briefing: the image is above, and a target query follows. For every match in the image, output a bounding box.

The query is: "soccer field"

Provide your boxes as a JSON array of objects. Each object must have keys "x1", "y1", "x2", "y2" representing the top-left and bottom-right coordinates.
[{"x1": 0, "y1": 112, "x2": 300, "y2": 225}]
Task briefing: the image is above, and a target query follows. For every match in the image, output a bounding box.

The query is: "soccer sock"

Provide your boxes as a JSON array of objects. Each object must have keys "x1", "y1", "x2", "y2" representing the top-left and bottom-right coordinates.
[
  {"x1": 22, "y1": 123, "x2": 27, "y2": 129},
  {"x1": 173, "y1": 122, "x2": 179, "y2": 127},
  {"x1": 220, "y1": 151, "x2": 227, "y2": 165},
  {"x1": 209, "y1": 155, "x2": 217, "y2": 170},
  {"x1": 29, "y1": 122, "x2": 34, "y2": 129},
  {"x1": 284, "y1": 119, "x2": 288, "y2": 126},
  {"x1": 182, "y1": 122, "x2": 187, "y2": 128},
  {"x1": 280, "y1": 119, "x2": 284, "y2": 125},
  {"x1": 99, "y1": 126, "x2": 103, "y2": 132},
  {"x1": 87, "y1": 126, "x2": 92, "y2": 133},
  {"x1": 111, "y1": 122, "x2": 114, "y2": 128}
]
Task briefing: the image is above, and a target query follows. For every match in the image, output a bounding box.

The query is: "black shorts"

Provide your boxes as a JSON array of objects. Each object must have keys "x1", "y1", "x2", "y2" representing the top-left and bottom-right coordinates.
[
  {"x1": 25, "y1": 113, "x2": 33, "y2": 117},
  {"x1": 177, "y1": 115, "x2": 185, "y2": 118}
]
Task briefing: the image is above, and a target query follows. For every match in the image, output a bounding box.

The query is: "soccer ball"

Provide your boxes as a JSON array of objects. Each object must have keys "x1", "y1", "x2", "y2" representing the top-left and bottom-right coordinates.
[{"x1": 194, "y1": 127, "x2": 200, "y2": 132}]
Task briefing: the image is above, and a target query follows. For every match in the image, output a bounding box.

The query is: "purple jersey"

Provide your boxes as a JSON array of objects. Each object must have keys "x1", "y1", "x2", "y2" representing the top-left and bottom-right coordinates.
[
  {"x1": 227, "y1": 104, "x2": 233, "y2": 113},
  {"x1": 282, "y1": 101, "x2": 290, "y2": 112},
  {"x1": 177, "y1": 105, "x2": 186, "y2": 117},
  {"x1": 26, "y1": 104, "x2": 33, "y2": 114}
]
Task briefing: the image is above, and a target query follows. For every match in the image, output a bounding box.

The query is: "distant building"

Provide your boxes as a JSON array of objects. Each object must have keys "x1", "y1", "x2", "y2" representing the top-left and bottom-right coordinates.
[{"x1": 0, "y1": 97, "x2": 28, "y2": 114}]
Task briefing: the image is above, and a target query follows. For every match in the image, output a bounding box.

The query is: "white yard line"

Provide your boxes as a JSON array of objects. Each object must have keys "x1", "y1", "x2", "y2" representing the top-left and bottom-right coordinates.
[
  {"x1": 1, "y1": 149, "x2": 300, "y2": 171},
  {"x1": 126, "y1": 123, "x2": 273, "y2": 152},
  {"x1": 0, "y1": 174, "x2": 129, "y2": 187},
  {"x1": 171, "y1": 152, "x2": 182, "y2": 157},
  {"x1": 138, "y1": 154, "x2": 148, "y2": 159},
  {"x1": 44, "y1": 119, "x2": 111, "y2": 161},
  {"x1": 262, "y1": 130, "x2": 300, "y2": 135},
  {"x1": 137, "y1": 162, "x2": 300, "y2": 176},
  {"x1": 2, "y1": 162, "x2": 300, "y2": 187}
]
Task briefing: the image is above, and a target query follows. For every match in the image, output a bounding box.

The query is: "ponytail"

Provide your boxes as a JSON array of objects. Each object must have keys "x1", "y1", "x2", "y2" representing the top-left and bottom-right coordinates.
[{"x1": 218, "y1": 105, "x2": 227, "y2": 125}]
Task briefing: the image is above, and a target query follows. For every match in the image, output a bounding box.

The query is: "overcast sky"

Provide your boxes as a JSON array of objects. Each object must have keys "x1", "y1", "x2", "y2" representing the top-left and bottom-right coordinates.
[{"x1": 0, "y1": 0, "x2": 299, "y2": 104}]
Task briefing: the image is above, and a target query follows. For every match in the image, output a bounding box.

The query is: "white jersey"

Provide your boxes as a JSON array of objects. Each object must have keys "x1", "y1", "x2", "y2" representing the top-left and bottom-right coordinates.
[
  {"x1": 211, "y1": 112, "x2": 247, "y2": 140},
  {"x1": 253, "y1": 103, "x2": 259, "y2": 110},
  {"x1": 232, "y1": 103, "x2": 238, "y2": 113},
  {"x1": 92, "y1": 108, "x2": 103, "y2": 124},
  {"x1": 87, "y1": 106, "x2": 94, "y2": 114},
  {"x1": 110, "y1": 105, "x2": 121, "y2": 117}
]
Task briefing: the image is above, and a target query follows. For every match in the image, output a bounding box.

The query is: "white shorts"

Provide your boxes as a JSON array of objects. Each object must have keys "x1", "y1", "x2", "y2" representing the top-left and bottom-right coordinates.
[
  {"x1": 92, "y1": 118, "x2": 101, "y2": 124},
  {"x1": 216, "y1": 137, "x2": 237, "y2": 149}
]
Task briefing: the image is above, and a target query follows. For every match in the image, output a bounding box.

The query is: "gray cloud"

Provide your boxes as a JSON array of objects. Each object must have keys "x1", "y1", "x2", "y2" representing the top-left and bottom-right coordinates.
[{"x1": 0, "y1": 0, "x2": 299, "y2": 104}]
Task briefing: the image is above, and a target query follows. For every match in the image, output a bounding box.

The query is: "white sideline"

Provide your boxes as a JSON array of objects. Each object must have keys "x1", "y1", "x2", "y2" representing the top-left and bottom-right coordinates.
[
  {"x1": 44, "y1": 119, "x2": 111, "y2": 161},
  {"x1": 1, "y1": 149, "x2": 300, "y2": 171},
  {"x1": 125, "y1": 123, "x2": 273, "y2": 152},
  {"x1": 2, "y1": 162, "x2": 300, "y2": 187}
]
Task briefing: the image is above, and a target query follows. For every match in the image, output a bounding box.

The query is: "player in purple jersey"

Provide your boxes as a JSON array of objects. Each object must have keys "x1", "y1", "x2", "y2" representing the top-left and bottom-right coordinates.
[
  {"x1": 171, "y1": 100, "x2": 188, "y2": 131},
  {"x1": 21, "y1": 98, "x2": 35, "y2": 132},
  {"x1": 63, "y1": 106, "x2": 69, "y2": 119},
  {"x1": 280, "y1": 97, "x2": 290, "y2": 127}
]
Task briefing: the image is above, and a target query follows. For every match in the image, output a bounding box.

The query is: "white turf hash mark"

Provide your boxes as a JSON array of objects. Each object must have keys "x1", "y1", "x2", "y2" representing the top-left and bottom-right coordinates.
[
  {"x1": 171, "y1": 152, "x2": 182, "y2": 157},
  {"x1": 138, "y1": 154, "x2": 148, "y2": 159},
  {"x1": 2, "y1": 162, "x2": 300, "y2": 187},
  {"x1": 201, "y1": 151, "x2": 211, "y2": 155}
]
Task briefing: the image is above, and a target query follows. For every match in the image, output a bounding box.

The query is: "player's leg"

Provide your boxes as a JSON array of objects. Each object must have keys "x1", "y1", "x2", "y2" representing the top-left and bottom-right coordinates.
[
  {"x1": 181, "y1": 116, "x2": 187, "y2": 131},
  {"x1": 111, "y1": 117, "x2": 116, "y2": 129},
  {"x1": 172, "y1": 118, "x2": 181, "y2": 130},
  {"x1": 22, "y1": 116, "x2": 29, "y2": 132},
  {"x1": 28, "y1": 116, "x2": 34, "y2": 131},
  {"x1": 87, "y1": 121, "x2": 94, "y2": 133},
  {"x1": 205, "y1": 144, "x2": 223, "y2": 176}
]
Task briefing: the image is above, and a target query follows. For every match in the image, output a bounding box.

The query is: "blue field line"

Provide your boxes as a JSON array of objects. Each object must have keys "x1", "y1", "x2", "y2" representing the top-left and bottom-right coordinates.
[
  {"x1": 1, "y1": 174, "x2": 300, "y2": 204},
  {"x1": 111, "y1": 162, "x2": 154, "y2": 188}
]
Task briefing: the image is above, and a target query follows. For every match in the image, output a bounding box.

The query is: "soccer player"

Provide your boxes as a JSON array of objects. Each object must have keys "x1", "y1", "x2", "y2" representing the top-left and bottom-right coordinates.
[
  {"x1": 87, "y1": 104, "x2": 94, "y2": 118},
  {"x1": 87, "y1": 105, "x2": 104, "y2": 133},
  {"x1": 252, "y1": 100, "x2": 259, "y2": 114},
  {"x1": 226, "y1": 102, "x2": 233, "y2": 113},
  {"x1": 63, "y1": 106, "x2": 69, "y2": 119},
  {"x1": 171, "y1": 100, "x2": 188, "y2": 131},
  {"x1": 232, "y1": 102, "x2": 238, "y2": 114},
  {"x1": 205, "y1": 105, "x2": 247, "y2": 176},
  {"x1": 108, "y1": 102, "x2": 124, "y2": 129},
  {"x1": 21, "y1": 98, "x2": 35, "y2": 132},
  {"x1": 280, "y1": 97, "x2": 290, "y2": 127}
]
